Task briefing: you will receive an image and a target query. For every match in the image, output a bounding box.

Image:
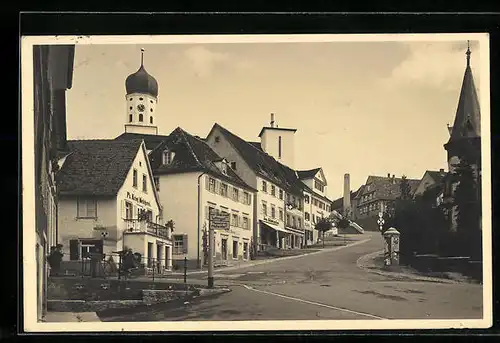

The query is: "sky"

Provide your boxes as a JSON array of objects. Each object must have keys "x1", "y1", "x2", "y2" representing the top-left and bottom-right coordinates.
[{"x1": 65, "y1": 38, "x2": 482, "y2": 200}]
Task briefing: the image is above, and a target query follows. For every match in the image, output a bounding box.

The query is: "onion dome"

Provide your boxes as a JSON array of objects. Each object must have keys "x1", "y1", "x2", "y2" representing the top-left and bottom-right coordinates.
[{"x1": 125, "y1": 49, "x2": 158, "y2": 97}]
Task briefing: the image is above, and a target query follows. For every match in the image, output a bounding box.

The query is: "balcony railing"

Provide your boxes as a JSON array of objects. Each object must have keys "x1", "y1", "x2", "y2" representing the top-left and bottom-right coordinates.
[{"x1": 123, "y1": 219, "x2": 172, "y2": 240}]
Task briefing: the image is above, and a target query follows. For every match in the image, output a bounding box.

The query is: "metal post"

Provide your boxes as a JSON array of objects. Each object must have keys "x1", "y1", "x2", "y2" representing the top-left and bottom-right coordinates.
[
  {"x1": 183, "y1": 256, "x2": 188, "y2": 284},
  {"x1": 208, "y1": 222, "x2": 215, "y2": 289}
]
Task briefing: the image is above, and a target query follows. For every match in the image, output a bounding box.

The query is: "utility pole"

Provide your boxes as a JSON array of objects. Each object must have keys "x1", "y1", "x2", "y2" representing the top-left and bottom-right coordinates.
[{"x1": 207, "y1": 209, "x2": 215, "y2": 288}]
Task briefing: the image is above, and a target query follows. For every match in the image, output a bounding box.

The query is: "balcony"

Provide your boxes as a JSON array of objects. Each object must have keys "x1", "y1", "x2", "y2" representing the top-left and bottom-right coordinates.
[{"x1": 123, "y1": 219, "x2": 172, "y2": 240}]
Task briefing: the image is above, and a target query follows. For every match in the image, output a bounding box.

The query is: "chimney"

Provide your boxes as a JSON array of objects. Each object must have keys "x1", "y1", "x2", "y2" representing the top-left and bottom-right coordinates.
[
  {"x1": 387, "y1": 173, "x2": 391, "y2": 178},
  {"x1": 439, "y1": 168, "x2": 445, "y2": 176},
  {"x1": 343, "y1": 173, "x2": 351, "y2": 215},
  {"x1": 270, "y1": 113, "x2": 275, "y2": 128}
]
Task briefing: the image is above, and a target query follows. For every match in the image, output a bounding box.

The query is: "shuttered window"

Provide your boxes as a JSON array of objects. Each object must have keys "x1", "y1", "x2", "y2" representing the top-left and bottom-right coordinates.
[{"x1": 173, "y1": 234, "x2": 188, "y2": 255}]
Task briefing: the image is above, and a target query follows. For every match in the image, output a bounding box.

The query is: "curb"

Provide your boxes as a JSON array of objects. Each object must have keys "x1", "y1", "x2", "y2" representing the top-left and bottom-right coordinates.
[
  {"x1": 356, "y1": 250, "x2": 461, "y2": 284},
  {"x1": 171, "y1": 237, "x2": 373, "y2": 276}
]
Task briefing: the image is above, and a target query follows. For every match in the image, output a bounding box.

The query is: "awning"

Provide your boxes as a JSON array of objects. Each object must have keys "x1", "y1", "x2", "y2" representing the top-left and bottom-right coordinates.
[
  {"x1": 259, "y1": 220, "x2": 288, "y2": 233},
  {"x1": 285, "y1": 226, "x2": 305, "y2": 235}
]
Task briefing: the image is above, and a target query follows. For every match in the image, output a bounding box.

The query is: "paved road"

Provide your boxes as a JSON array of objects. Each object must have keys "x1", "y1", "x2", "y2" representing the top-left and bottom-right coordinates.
[{"x1": 98, "y1": 232, "x2": 483, "y2": 321}]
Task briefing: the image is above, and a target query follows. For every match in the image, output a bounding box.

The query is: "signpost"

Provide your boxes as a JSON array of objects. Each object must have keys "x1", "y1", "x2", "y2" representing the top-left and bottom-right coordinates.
[{"x1": 208, "y1": 211, "x2": 229, "y2": 288}]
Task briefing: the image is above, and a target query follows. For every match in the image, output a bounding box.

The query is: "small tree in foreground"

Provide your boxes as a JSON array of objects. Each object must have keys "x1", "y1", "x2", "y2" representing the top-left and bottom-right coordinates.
[{"x1": 314, "y1": 217, "x2": 333, "y2": 247}]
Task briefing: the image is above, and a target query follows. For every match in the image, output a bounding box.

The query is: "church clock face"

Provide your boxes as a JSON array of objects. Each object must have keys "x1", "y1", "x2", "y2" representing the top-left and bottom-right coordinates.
[{"x1": 137, "y1": 104, "x2": 145, "y2": 112}]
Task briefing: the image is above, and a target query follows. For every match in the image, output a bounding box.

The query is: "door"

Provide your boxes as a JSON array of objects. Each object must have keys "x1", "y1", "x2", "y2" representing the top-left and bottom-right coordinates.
[
  {"x1": 221, "y1": 239, "x2": 228, "y2": 260},
  {"x1": 147, "y1": 242, "x2": 154, "y2": 268}
]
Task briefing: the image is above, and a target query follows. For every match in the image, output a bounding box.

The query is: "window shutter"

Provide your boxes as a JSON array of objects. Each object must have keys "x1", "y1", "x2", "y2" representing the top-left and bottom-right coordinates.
[
  {"x1": 69, "y1": 239, "x2": 79, "y2": 260},
  {"x1": 182, "y1": 234, "x2": 188, "y2": 254},
  {"x1": 205, "y1": 175, "x2": 209, "y2": 190},
  {"x1": 121, "y1": 200, "x2": 125, "y2": 220}
]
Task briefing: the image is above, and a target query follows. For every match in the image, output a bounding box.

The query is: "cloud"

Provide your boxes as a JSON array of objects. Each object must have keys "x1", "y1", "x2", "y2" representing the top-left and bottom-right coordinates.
[
  {"x1": 184, "y1": 46, "x2": 230, "y2": 78},
  {"x1": 378, "y1": 41, "x2": 481, "y2": 93}
]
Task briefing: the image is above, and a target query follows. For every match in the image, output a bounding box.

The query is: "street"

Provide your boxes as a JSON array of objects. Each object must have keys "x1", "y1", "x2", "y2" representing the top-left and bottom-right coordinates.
[{"x1": 98, "y1": 232, "x2": 483, "y2": 322}]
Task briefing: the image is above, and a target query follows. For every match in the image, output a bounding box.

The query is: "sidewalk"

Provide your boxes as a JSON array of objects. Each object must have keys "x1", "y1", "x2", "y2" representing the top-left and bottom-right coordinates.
[
  {"x1": 356, "y1": 250, "x2": 473, "y2": 284},
  {"x1": 42, "y1": 311, "x2": 101, "y2": 322}
]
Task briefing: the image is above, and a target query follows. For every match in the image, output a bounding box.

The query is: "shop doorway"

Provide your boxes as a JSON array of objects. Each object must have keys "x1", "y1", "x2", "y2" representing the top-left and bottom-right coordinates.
[{"x1": 221, "y1": 238, "x2": 228, "y2": 260}]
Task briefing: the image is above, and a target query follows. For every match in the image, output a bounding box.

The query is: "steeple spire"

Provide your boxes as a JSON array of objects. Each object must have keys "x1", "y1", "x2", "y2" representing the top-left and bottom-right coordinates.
[
  {"x1": 140, "y1": 48, "x2": 145, "y2": 66},
  {"x1": 466, "y1": 40, "x2": 471, "y2": 67}
]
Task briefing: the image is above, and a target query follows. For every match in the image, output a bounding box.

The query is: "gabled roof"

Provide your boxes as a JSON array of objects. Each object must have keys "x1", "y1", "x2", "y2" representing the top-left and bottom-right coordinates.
[
  {"x1": 210, "y1": 123, "x2": 304, "y2": 196},
  {"x1": 149, "y1": 127, "x2": 256, "y2": 192},
  {"x1": 115, "y1": 132, "x2": 170, "y2": 151},
  {"x1": 297, "y1": 168, "x2": 321, "y2": 180},
  {"x1": 425, "y1": 170, "x2": 447, "y2": 184},
  {"x1": 446, "y1": 45, "x2": 481, "y2": 145},
  {"x1": 301, "y1": 182, "x2": 332, "y2": 204},
  {"x1": 57, "y1": 139, "x2": 143, "y2": 196},
  {"x1": 362, "y1": 175, "x2": 420, "y2": 200}
]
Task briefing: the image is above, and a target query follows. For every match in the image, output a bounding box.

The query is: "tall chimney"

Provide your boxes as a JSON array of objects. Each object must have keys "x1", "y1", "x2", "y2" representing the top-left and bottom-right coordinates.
[
  {"x1": 270, "y1": 113, "x2": 275, "y2": 128},
  {"x1": 387, "y1": 173, "x2": 391, "y2": 178},
  {"x1": 343, "y1": 173, "x2": 351, "y2": 216}
]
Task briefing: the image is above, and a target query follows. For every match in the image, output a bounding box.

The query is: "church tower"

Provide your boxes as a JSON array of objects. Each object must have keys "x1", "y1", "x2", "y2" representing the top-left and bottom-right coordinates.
[
  {"x1": 124, "y1": 49, "x2": 159, "y2": 135},
  {"x1": 443, "y1": 41, "x2": 482, "y2": 233}
]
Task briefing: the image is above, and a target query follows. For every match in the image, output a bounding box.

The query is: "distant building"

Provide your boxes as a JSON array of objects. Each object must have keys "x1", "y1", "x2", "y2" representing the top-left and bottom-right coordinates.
[
  {"x1": 33, "y1": 44, "x2": 74, "y2": 321},
  {"x1": 413, "y1": 169, "x2": 447, "y2": 198},
  {"x1": 56, "y1": 139, "x2": 173, "y2": 273}
]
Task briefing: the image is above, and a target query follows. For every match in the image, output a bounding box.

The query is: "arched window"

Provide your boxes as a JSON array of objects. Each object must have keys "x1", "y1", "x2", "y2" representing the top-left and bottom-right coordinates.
[
  {"x1": 150, "y1": 117, "x2": 153, "y2": 124},
  {"x1": 139, "y1": 113, "x2": 143, "y2": 122},
  {"x1": 129, "y1": 114, "x2": 133, "y2": 122},
  {"x1": 150, "y1": 108, "x2": 153, "y2": 112}
]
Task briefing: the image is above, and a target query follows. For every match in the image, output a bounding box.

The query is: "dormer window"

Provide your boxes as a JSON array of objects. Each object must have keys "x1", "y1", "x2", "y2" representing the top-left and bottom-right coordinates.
[
  {"x1": 162, "y1": 149, "x2": 174, "y2": 165},
  {"x1": 230, "y1": 161, "x2": 237, "y2": 170},
  {"x1": 215, "y1": 136, "x2": 220, "y2": 143},
  {"x1": 221, "y1": 162, "x2": 228, "y2": 175}
]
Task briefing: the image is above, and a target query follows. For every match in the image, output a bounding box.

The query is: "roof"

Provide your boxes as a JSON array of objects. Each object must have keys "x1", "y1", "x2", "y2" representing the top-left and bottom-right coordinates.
[
  {"x1": 297, "y1": 168, "x2": 321, "y2": 180},
  {"x1": 425, "y1": 170, "x2": 447, "y2": 184},
  {"x1": 149, "y1": 127, "x2": 256, "y2": 192},
  {"x1": 301, "y1": 182, "x2": 332, "y2": 204},
  {"x1": 446, "y1": 46, "x2": 481, "y2": 145},
  {"x1": 212, "y1": 123, "x2": 304, "y2": 196},
  {"x1": 115, "y1": 132, "x2": 170, "y2": 151},
  {"x1": 57, "y1": 139, "x2": 143, "y2": 196},
  {"x1": 362, "y1": 175, "x2": 420, "y2": 200},
  {"x1": 125, "y1": 57, "x2": 159, "y2": 97},
  {"x1": 248, "y1": 141, "x2": 262, "y2": 151},
  {"x1": 331, "y1": 185, "x2": 364, "y2": 210},
  {"x1": 258, "y1": 126, "x2": 297, "y2": 138}
]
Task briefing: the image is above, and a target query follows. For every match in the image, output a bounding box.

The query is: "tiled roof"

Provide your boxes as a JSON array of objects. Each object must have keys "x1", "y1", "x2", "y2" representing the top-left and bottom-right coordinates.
[
  {"x1": 301, "y1": 182, "x2": 332, "y2": 204},
  {"x1": 213, "y1": 123, "x2": 304, "y2": 196},
  {"x1": 115, "y1": 132, "x2": 170, "y2": 151},
  {"x1": 149, "y1": 127, "x2": 256, "y2": 192},
  {"x1": 57, "y1": 139, "x2": 142, "y2": 196},
  {"x1": 362, "y1": 175, "x2": 421, "y2": 200},
  {"x1": 331, "y1": 185, "x2": 364, "y2": 210},
  {"x1": 426, "y1": 170, "x2": 447, "y2": 184},
  {"x1": 297, "y1": 168, "x2": 321, "y2": 180},
  {"x1": 248, "y1": 141, "x2": 262, "y2": 151}
]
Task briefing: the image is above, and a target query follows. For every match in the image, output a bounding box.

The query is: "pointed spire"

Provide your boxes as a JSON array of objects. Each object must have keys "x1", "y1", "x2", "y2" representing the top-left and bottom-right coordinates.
[
  {"x1": 140, "y1": 48, "x2": 145, "y2": 67},
  {"x1": 466, "y1": 40, "x2": 471, "y2": 67}
]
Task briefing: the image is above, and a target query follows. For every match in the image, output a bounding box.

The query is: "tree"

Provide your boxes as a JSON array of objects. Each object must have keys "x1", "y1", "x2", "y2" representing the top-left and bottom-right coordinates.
[
  {"x1": 314, "y1": 217, "x2": 333, "y2": 247},
  {"x1": 453, "y1": 159, "x2": 481, "y2": 259},
  {"x1": 400, "y1": 175, "x2": 413, "y2": 200}
]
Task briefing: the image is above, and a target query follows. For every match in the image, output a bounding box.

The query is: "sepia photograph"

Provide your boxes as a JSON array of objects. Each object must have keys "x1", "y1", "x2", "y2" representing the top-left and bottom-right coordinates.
[{"x1": 21, "y1": 33, "x2": 491, "y2": 332}]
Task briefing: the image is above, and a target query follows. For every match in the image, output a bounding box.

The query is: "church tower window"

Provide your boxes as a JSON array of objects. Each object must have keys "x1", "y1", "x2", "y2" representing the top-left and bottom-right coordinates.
[
  {"x1": 129, "y1": 114, "x2": 133, "y2": 122},
  {"x1": 139, "y1": 113, "x2": 143, "y2": 122},
  {"x1": 150, "y1": 117, "x2": 153, "y2": 124}
]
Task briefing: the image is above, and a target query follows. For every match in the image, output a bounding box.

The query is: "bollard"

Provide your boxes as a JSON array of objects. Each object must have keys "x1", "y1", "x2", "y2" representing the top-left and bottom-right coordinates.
[{"x1": 184, "y1": 257, "x2": 188, "y2": 284}]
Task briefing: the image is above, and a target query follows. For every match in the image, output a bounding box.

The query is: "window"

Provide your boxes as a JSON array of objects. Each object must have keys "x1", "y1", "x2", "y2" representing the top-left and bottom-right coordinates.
[
  {"x1": 279, "y1": 208, "x2": 284, "y2": 221},
  {"x1": 312, "y1": 214, "x2": 316, "y2": 223},
  {"x1": 220, "y1": 183, "x2": 228, "y2": 197},
  {"x1": 326, "y1": 205, "x2": 330, "y2": 212},
  {"x1": 77, "y1": 198, "x2": 97, "y2": 218},
  {"x1": 232, "y1": 187, "x2": 239, "y2": 201},
  {"x1": 129, "y1": 114, "x2": 133, "y2": 122},
  {"x1": 232, "y1": 240, "x2": 238, "y2": 259},
  {"x1": 208, "y1": 178, "x2": 216, "y2": 193},
  {"x1": 133, "y1": 169, "x2": 138, "y2": 187},
  {"x1": 142, "y1": 174, "x2": 147, "y2": 193},
  {"x1": 215, "y1": 136, "x2": 220, "y2": 143},
  {"x1": 314, "y1": 180, "x2": 324, "y2": 192},
  {"x1": 207, "y1": 206, "x2": 216, "y2": 220},
  {"x1": 139, "y1": 97, "x2": 144, "y2": 101},
  {"x1": 271, "y1": 185, "x2": 276, "y2": 196},
  {"x1": 271, "y1": 205, "x2": 276, "y2": 218},
  {"x1": 125, "y1": 201, "x2": 133, "y2": 219},
  {"x1": 139, "y1": 113, "x2": 144, "y2": 122},
  {"x1": 292, "y1": 216, "x2": 297, "y2": 228},
  {"x1": 162, "y1": 150, "x2": 173, "y2": 165},
  {"x1": 279, "y1": 189, "x2": 283, "y2": 200},
  {"x1": 278, "y1": 136, "x2": 282, "y2": 158},
  {"x1": 129, "y1": 98, "x2": 133, "y2": 101},
  {"x1": 154, "y1": 177, "x2": 160, "y2": 191},
  {"x1": 243, "y1": 242, "x2": 249, "y2": 259},
  {"x1": 243, "y1": 217, "x2": 249, "y2": 229},
  {"x1": 305, "y1": 195, "x2": 310, "y2": 204},
  {"x1": 129, "y1": 106, "x2": 133, "y2": 110},
  {"x1": 262, "y1": 180, "x2": 267, "y2": 192},
  {"x1": 243, "y1": 192, "x2": 251, "y2": 205},
  {"x1": 150, "y1": 116, "x2": 153, "y2": 124},
  {"x1": 173, "y1": 235, "x2": 186, "y2": 255},
  {"x1": 231, "y1": 213, "x2": 239, "y2": 227},
  {"x1": 262, "y1": 202, "x2": 267, "y2": 216},
  {"x1": 286, "y1": 214, "x2": 291, "y2": 226},
  {"x1": 150, "y1": 100, "x2": 154, "y2": 104},
  {"x1": 298, "y1": 218, "x2": 302, "y2": 229},
  {"x1": 230, "y1": 161, "x2": 237, "y2": 170},
  {"x1": 305, "y1": 212, "x2": 310, "y2": 221}
]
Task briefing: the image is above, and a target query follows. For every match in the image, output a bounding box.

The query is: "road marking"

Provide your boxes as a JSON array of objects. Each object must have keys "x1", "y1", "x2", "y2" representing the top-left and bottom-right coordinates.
[{"x1": 240, "y1": 284, "x2": 387, "y2": 320}]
